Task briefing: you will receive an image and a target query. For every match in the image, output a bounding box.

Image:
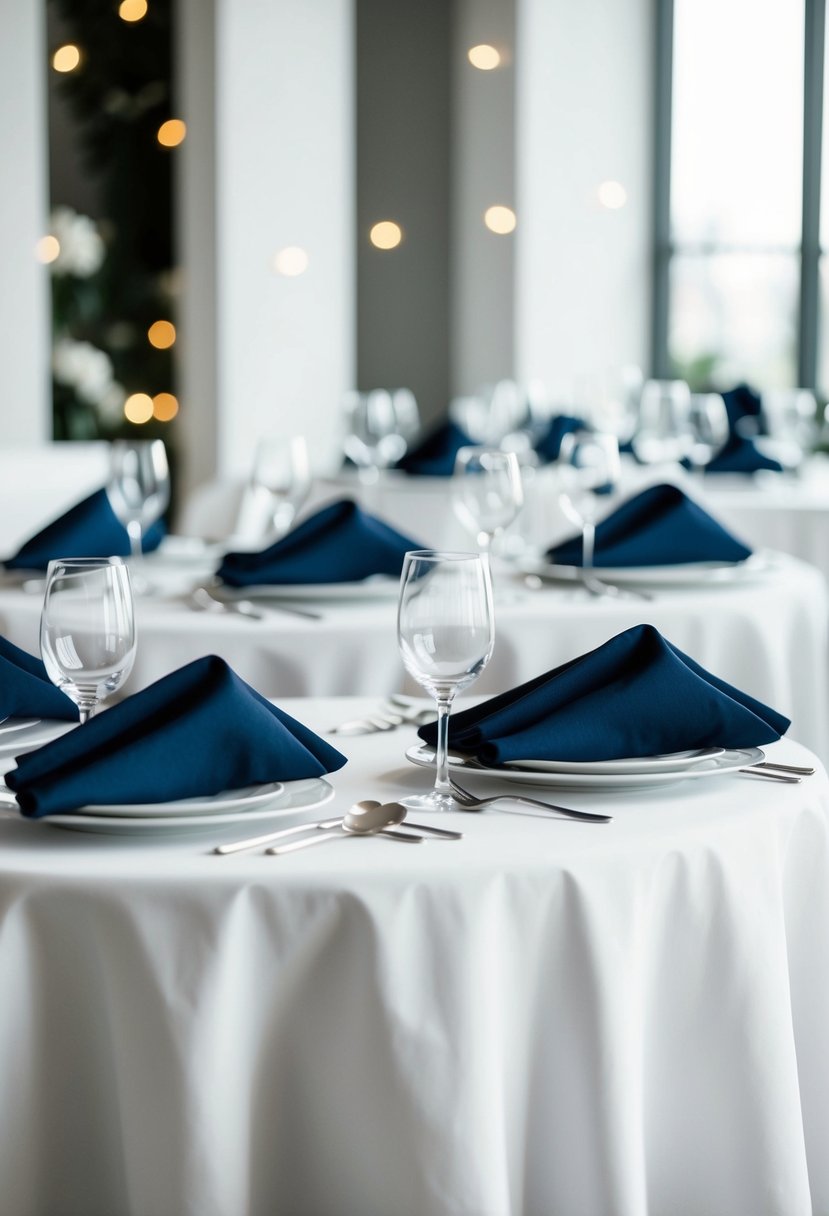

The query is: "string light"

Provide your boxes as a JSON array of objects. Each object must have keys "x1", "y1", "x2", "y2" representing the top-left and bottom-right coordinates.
[
  {"x1": 147, "y1": 320, "x2": 176, "y2": 349},
  {"x1": 273, "y1": 247, "x2": 309, "y2": 276},
  {"x1": 369, "y1": 221, "x2": 403, "y2": 250},
  {"x1": 52, "y1": 44, "x2": 81, "y2": 73},
  {"x1": 118, "y1": 0, "x2": 148, "y2": 21},
  {"x1": 35, "y1": 236, "x2": 60, "y2": 264},
  {"x1": 484, "y1": 205, "x2": 516, "y2": 234},
  {"x1": 157, "y1": 120, "x2": 186, "y2": 148},
  {"x1": 468, "y1": 44, "x2": 501, "y2": 70},
  {"x1": 152, "y1": 392, "x2": 179, "y2": 421},
  {"x1": 124, "y1": 393, "x2": 154, "y2": 424}
]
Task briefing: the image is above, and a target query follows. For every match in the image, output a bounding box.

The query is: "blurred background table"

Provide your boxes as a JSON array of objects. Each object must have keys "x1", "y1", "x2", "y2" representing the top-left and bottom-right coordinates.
[{"x1": 0, "y1": 697, "x2": 826, "y2": 1216}]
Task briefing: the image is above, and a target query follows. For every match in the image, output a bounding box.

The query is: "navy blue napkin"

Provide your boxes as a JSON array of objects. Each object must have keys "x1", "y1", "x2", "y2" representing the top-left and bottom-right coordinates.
[
  {"x1": 704, "y1": 432, "x2": 783, "y2": 474},
  {"x1": 548, "y1": 483, "x2": 752, "y2": 567},
  {"x1": 395, "y1": 420, "x2": 475, "y2": 476},
  {"x1": 0, "y1": 636, "x2": 79, "y2": 721},
  {"x1": 217, "y1": 498, "x2": 424, "y2": 587},
  {"x1": 533, "y1": 414, "x2": 588, "y2": 463},
  {"x1": 5, "y1": 488, "x2": 165, "y2": 571},
  {"x1": 722, "y1": 383, "x2": 764, "y2": 437},
  {"x1": 419, "y1": 624, "x2": 789, "y2": 763},
  {"x1": 7, "y1": 655, "x2": 347, "y2": 818}
]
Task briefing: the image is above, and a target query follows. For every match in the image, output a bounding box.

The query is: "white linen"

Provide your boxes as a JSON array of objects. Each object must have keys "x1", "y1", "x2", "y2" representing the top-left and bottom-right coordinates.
[
  {"x1": 0, "y1": 697, "x2": 827, "y2": 1216},
  {"x1": 0, "y1": 547, "x2": 825, "y2": 757}
]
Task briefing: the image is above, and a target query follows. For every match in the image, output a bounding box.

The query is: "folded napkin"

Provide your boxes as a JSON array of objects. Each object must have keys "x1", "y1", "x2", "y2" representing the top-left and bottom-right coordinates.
[
  {"x1": 395, "y1": 419, "x2": 475, "y2": 476},
  {"x1": 0, "y1": 636, "x2": 79, "y2": 721},
  {"x1": 533, "y1": 414, "x2": 588, "y2": 463},
  {"x1": 217, "y1": 498, "x2": 424, "y2": 587},
  {"x1": 7, "y1": 655, "x2": 347, "y2": 818},
  {"x1": 548, "y1": 483, "x2": 752, "y2": 566},
  {"x1": 703, "y1": 432, "x2": 783, "y2": 474},
  {"x1": 722, "y1": 383, "x2": 764, "y2": 437},
  {"x1": 5, "y1": 488, "x2": 165, "y2": 571},
  {"x1": 419, "y1": 623, "x2": 789, "y2": 763}
]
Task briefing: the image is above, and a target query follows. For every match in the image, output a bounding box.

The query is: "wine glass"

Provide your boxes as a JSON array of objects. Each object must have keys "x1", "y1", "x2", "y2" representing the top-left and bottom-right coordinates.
[
  {"x1": 40, "y1": 557, "x2": 136, "y2": 724},
  {"x1": 557, "y1": 430, "x2": 621, "y2": 596},
  {"x1": 106, "y1": 439, "x2": 170, "y2": 583},
  {"x1": 451, "y1": 447, "x2": 524, "y2": 556},
  {"x1": 397, "y1": 551, "x2": 494, "y2": 812},
  {"x1": 342, "y1": 389, "x2": 409, "y2": 480},
  {"x1": 631, "y1": 379, "x2": 692, "y2": 466},
  {"x1": 687, "y1": 392, "x2": 729, "y2": 474},
  {"x1": 251, "y1": 434, "x2": 312, "y2": 536}
]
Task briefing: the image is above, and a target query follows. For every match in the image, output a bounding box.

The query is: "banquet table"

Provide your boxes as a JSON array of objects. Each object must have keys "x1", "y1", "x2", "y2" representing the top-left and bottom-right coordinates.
[
  {"x1": 1, "y1": 696, "x2": 828, "y2": 1216},
  {"x1": 0, "y1": 545, "x2": 826, "y2": 759}
]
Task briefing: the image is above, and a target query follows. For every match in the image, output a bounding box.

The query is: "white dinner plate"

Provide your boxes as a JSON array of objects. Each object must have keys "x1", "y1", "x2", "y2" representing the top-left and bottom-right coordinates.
[
  {"x1": 518, "y1": 550, "x2": 773, "y2": 588},
  {"x1": 503, "y1": 747, "x2": 724, "y2": 775},
  {"x1": 0, "y1": 718, "x2": 73, "y2": 755},
  {"x1": 215, "y1": 576, "x2": 400, "y2": 602},
  {"x1": 42, "y1": 776, "x2": 335, "y2": 834},
  {"x1": 406, "y1": 744, "x2": 765, "y2": 791},
  {"x1": 79, "y1": 779, "x2": 288, "y2": 818}
]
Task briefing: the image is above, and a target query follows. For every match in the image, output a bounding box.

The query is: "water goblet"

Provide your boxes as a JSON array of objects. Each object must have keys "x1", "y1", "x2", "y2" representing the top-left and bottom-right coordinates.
[
  {"x1": 397, "y1": 551, "x2": 494, "y2": 812},
  {"x1": 251, "y1": 434, "x2": 312, "y2": 537},
  {"x1": 557, "y1": 430, "x2": 621, "y2": 596},
  {"x1": 451, "y1": 447, "x2": 524, "y2": 557},
  {"x1": 106, "y1": 439, "x2": 170, "y2": 589},
  {"x1": 687, "y1": 392, "x2": 729, "y2": 474},
  {"x1": 342, "y1": 389, "x2": 408, "y2": 481},
  {"x1": 40, "y1": 557, "x2": 136, "y2": 724},
  {"x1": 631, "y1": 379, "x2": 692, "y2": 466}
]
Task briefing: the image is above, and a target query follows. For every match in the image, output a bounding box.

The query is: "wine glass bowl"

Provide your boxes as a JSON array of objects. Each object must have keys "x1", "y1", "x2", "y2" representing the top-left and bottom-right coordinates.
[
  {"x1": 40, "y1": 557, "x2": 137, "y2": 724},
  {"x1": 451, "y1": 447, "x2": 524, "y2": 554},
  {"x1": 342, "y1": 389, "x2": 409, "y2": 479},
  {"x1": 557, "y1": 431, "x2": 621, "y2": 595},
  {"x1": 397, "y1": 551, "x2": 494, "y2": 812},
  {"x1": 632, "y1": 379, "x2": 693, "y2": 466},
  {"x1": 251, "y1": 434, "x2": 312, "y2": 537},
  {"x1": 106, "y1": 439, "x2": 170, "y2": 576},
  {"x1": 687, "y1": 392, "x2": 729, "y2": 472}
]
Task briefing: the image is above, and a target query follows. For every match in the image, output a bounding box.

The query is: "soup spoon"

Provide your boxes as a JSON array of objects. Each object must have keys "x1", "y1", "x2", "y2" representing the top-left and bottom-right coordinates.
[{"x1": 266, "y1": 800, "x2": 423, "y2": 854}]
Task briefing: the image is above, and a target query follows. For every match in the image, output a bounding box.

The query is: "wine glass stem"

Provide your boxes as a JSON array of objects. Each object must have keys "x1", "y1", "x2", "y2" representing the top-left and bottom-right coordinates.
[
  {"x1": 582, "y1": 518, "x2": 595, "y2": 574},
  {"x1": 127, "y1": 520, "x2": 143, "y2": 562},
  {"x1": 433, "y1": 695, "x2": 453, "y2": 796}
]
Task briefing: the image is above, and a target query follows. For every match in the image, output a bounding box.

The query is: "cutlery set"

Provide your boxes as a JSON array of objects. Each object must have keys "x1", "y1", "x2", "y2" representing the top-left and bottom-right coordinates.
[{"x1": 328, "y1": 696, "x2": 437, "y2": 736}]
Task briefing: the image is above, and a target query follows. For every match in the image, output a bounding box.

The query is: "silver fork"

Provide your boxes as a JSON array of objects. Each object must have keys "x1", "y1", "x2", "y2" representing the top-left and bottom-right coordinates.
[{"x1": 448, "y1": 777, "x2": 611, "y2": 823}]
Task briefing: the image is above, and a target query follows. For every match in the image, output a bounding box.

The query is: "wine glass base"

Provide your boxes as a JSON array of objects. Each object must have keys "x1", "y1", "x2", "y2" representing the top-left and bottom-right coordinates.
[{"x1": 399, "y1": 790, "x2": 456, "y2": 814}]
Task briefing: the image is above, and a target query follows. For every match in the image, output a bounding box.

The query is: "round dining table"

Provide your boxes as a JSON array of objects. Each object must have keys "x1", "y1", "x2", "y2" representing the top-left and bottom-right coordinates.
[
  {"x1": 0, "y1": 696, "x2": 827, "y2": 1216},
  {"x1": 0, "y1": 542, "x2": 825, "y2": 759}
]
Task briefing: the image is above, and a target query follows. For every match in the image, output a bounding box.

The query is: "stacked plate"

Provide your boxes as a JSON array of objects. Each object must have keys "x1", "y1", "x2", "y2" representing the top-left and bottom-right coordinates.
[
  {"x1": 406, "y1": 743, "x2": 765, "y2": 791},
  {"x1": 517, "y1": 550, "x2": 773, "y2": 589}
]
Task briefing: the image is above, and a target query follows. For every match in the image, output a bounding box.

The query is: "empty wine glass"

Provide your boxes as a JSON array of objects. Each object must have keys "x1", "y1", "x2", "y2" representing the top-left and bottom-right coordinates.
[
  {"x1": 632, "y1": 379, "x2": 692, "y2": 465},
  {"x1": 342, "y1": 389, "x2": 409, "y2": 480},
  {"x1": 251, "y1": 434, "x2": 312, "y2": 536},
  {"x1": 451, "y1": 447, "x2": 524, "y2": 556},
  {"x1": 40, "y1": 557, "x2": 136, "y2": 724},
  {"x1": 760, "y1": 388, "x2": 819, "y2": 469},
  {"x1": 687, "y1": 393, "x2": 730, "y2": 474},
  {"x1": 106, "y1": 439, "x2": 170, "y2": 586},
  {"x1": 557, "y1": 431, "x2": 621, "y2": 596},
  {"x1": 397, "y1": 551, "x2": 494, "y2": 812}
]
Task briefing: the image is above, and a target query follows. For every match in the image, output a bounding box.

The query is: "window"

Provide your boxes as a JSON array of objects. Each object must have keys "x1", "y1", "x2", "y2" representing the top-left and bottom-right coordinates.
[{"x1": 655, "y1": 0, "x2": 829, "y2": 393}]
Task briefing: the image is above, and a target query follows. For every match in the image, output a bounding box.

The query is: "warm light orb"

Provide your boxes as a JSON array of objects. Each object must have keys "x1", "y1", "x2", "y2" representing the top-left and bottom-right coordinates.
[
  {"x1": 597, "y1": 180, "x2": 628, "y2": 209},
  {"x1": 52, "y1": 44, "x2": 81, "y2": 73},
  {"x1": 274, "y1": 246, "x2": 309, "y2": 276},
  {"x1": 152, "y1": 392, "x2": 179, "y2": 422},
  {"x1": 35, "y1": 235, "x2": 60, "y2": 264},
  {"x1": 157, "y1": 119, "x2": 187, "y2": 148},
  {"x1": 118, "y1": 0, "x2": 148, "y2": 21},
  {"x1": 369, "y1": 221, "x2": 403, "y2": 250},
  {"x1": 468, "y1": 44, "x2": 501, "y2": 70},
  {"x1": 123, "y1": 393, "x2": 154, "y2": 424},
  {"x1": 484, "y1": 205, "x2": 516, "y2": 235},
  {"x1": 147, "y1": 319, "x2": 176, "y2": 349}
]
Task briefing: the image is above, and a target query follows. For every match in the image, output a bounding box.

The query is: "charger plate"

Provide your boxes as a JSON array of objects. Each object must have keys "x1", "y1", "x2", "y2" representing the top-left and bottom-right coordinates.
[
  {"x1": 406, "y1": 744, "x2": 764, "y2": 791},
  {"x1": 41, "y1": 777, "x2": 335, "y2": 835}
]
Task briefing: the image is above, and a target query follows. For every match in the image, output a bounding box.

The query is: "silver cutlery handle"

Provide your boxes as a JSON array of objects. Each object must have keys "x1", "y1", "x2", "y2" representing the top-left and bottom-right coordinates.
[
  {"x1": 511, "y1": 796, "x2": 612, "y2": 822},
  {"x1": 267, "y1": 829, "x2": 350, "y2": 855},
  {"x1": 405, "y1": 820, "x2": 463, "y2": 839},
  {"x1": 214, "y1": 817, "x2": 340, "y2": 854},
  {"x1": 739, "y1": 768, "x2": 801, "y2": 783},
  {"x1": 752, "y1": 760, "x2": 815, "y2": 776}
]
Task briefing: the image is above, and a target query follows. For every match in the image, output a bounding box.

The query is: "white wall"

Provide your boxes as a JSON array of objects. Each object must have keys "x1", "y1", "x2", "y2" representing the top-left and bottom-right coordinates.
[
  {"x1": 515, "y1": 0, "x2": 653, "y2": 399},
  {"x1": 213, "y1": 0, "x2": 355, "y2": 480},
  {"x1": 0, "y1": 0, "x2": 50, "y2": 442}
]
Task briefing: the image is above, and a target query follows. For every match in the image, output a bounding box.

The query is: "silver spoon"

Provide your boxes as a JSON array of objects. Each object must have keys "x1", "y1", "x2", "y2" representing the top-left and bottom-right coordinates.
[{"x1": 266, "y1": 800, "x2": 423, "y2": 854}]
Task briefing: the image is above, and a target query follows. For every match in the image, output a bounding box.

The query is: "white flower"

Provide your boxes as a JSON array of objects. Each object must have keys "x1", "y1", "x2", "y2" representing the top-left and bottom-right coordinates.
[
  {"x1": 50, "y1": 206, "x2": 105, "y2": 278},
  {"x1": 52, "y1": 337, "x2": 116, "y2": 407}
]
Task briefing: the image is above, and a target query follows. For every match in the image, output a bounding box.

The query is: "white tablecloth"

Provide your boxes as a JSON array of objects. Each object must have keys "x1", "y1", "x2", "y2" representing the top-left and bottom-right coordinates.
[
  {"x1": 0, "y1": 547, "x2": 826, "y2": 758},
  {"x1": 0, "y1": 697, "x2": 827, "y2": 1216}
]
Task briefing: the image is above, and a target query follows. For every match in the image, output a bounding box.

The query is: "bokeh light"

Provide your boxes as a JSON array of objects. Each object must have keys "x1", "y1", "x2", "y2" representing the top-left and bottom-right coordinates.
[
  {"x1": 274, "y1": 246, "x2": 309, "y2": 276},
  {"x1": 468, "y1": 44, "x2": 501, "y2": 70},
  {"x1": 52, "y1": 45, "x2": 81, "y2": 73},
  {"x1": 152, "y1": 392, "x2": 179, "y2": 422},
  {"x1": 119, "y1": 0, "x2": 148, "y2": 21},
  {"x1": 484, "y1": 205, "x2": 516, "y2": 234},
  {"x1": 123, "y1": 393, "x2": 154, "y2": 424},
  {"x1": 597, "y1": 180, "x2": 628, "y2": 209},
  {"x1": 147, "y1": 320, "x2": 176, "y2": 349},
  {"x1": 35, "y1": 236, "x2": 60, "y2": 264},
  {"x1": 157, "y1": 119, "x2": 186, "y2": 148},
  {"x1": 369, "y1": 221, "x2": 403, "y2": 250}
]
